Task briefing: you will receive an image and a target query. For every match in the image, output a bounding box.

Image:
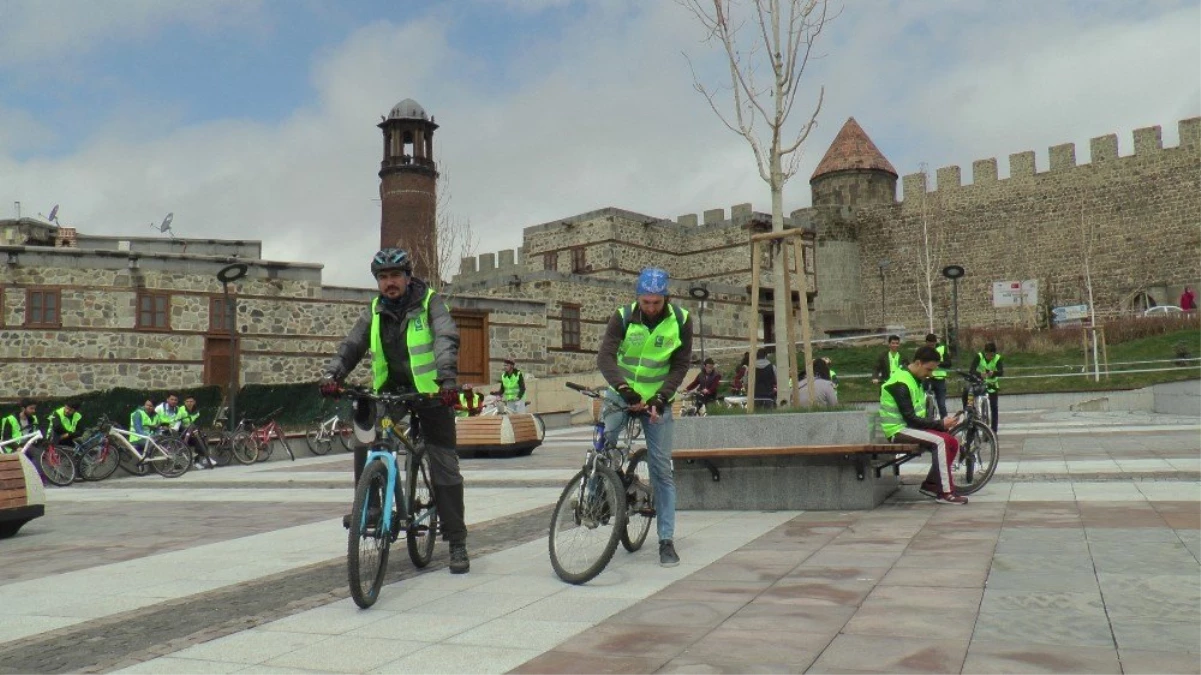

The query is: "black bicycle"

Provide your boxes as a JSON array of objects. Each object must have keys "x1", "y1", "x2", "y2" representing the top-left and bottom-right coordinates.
[
  {"x1": 339, "y1": 387, "x2": 443, "y2": 609},
  {"x1": 549, "y1": 383, "x2": 655, "y2": 585},
  {"x1": 949, "y1": 371, "x2": 1000, "y2": 494}
]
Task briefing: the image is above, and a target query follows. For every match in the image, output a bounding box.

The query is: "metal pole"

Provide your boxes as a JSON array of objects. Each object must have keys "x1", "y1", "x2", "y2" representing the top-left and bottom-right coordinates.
[
  {"x1": 880, "y1": 269, "x2": 886, "y2": 327},
  {"x1": 951, "y1": 278, "x2": 960, "y2": 360},
  {"x1": 699, "y1": 303, "x2": 706, "y2": 361},
  {"x1": 224, "y1": 283, "x2": 238, "y2": 428}
]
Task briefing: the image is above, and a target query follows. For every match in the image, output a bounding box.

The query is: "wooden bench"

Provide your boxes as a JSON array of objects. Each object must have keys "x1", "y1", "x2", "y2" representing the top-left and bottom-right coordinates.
[
  {"x1": 671, "y1": 442, "x2": 925, "y2": 511},
  {"x1": 0, "y1": 454, "x2": 45, "y2": 538},
  {"x1": 455, "y1": 413, "x2": 544, "y2": 456}
]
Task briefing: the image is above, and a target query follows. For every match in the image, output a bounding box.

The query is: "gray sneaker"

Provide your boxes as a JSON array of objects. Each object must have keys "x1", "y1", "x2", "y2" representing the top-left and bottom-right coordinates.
[{"x1": 659, "y1": 540, "x2": 679, "y2": 567}]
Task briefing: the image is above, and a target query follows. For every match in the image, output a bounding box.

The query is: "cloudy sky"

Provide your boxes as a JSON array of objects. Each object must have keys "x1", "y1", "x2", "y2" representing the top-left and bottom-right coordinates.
[{"x1": 2, "y1": 0, "x2": 1197, "y2": 287}]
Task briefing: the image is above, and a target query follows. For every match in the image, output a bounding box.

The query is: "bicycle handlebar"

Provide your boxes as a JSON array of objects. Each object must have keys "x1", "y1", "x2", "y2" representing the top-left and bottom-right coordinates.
[
  {"x1": 337, "y1": 386, "x2": 447, "y2": 407},
  {"x1": 565, "y1": 381, "x2": 598, "y2": 396}
]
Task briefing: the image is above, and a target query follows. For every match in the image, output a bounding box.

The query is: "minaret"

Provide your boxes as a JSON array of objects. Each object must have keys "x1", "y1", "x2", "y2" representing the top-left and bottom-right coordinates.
[{"x1": 378, "y1": 98, "x2": 439, "y2": 281}]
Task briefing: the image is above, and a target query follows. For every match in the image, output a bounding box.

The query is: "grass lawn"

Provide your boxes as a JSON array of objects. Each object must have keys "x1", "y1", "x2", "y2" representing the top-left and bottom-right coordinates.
[{"x1": 714, "y1": 328, "x2": 1200, "y2": 403}]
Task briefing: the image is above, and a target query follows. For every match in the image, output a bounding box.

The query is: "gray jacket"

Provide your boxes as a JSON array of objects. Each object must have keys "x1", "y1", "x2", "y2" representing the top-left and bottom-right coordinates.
[
  {"x1": 598, "y1": 302, "x2": 693, "y2": 399},
  {"x1": 324, "y1": 277, "x2": 459, "y2": 389}
]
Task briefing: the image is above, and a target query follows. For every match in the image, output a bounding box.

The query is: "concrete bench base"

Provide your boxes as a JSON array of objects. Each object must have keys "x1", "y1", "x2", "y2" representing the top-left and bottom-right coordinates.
[{"x1": 673, "y1": 452, "x2": 902, "y2": 511}]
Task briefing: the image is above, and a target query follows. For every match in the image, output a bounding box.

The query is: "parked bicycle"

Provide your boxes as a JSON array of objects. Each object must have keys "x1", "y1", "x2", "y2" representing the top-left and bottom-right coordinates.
[
  {"x1": 36, "y1": 435, "x2": 78, "y2": 486},
  {"x1": 244, "y1": 408, "x2": 295, "y2": 462},
  {"x1": 103, "y1": 417, "x2": 193, "y2": 478},
  {"x1": 338, "y1": 387, "x2": 442, "y2": 609},
  {"x1": 72, "y1": 426, "x2": 121, "y2": 481},
  {"x1": 306, "y1": 408, "x2": 352, "y2": 455},
  {"x1": 948, "y1": 371, "x2": 1000, "y2": 494},
  {"x1": 549, "y1": 382, "x2": 654, "y2": 585},
  {"x1": 678, "y1": 390, "x2": 710, "y2": 417}
]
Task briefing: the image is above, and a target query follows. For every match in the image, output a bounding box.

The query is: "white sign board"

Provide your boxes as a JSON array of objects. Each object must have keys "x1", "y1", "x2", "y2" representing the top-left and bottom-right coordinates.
[
  {"x1": 1051, "y1": 304, "x2": 1090, "y2": 322},
  {"x1": 992, "y1": 280, "x2": 1039, "y2": 308}
]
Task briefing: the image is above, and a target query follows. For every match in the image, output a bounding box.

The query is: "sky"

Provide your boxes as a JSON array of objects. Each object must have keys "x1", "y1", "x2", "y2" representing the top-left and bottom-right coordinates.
[{"x1": 2, "y1": 0, "x2": 1198, "y2": 288}]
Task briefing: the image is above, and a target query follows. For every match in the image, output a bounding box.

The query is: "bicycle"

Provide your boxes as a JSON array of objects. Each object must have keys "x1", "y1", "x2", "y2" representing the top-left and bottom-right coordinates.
[
  {"x1": 678, "y1": 390, "x2": 710, "y2": 417},
  {"x1": 338, "y1": 387, "x2": 443, "y2": 609},
  {"x1": 306, "y1": 409, "x2": 353, "y2": 455},
  {"x1": 245, "y1": 409, "x2": 295, "y2": 462},
  {"x1": 105, "y1": 419, "x2": 193, "y2": 478},
  {"x1": 36, "y1": 435, "x2": 78, "y2": 486},
  {"x1": 72, "y1": 426, "x2": 121, "y2": 481},
  {"x1": 549, "y1": 382, "x2": 655, "y2": 585},
  {"x1": 948, "y1": 371, "x2": 1001, "y2": 495},
  {"x1": 2, "y1": 429, "x2": 47, "y2": 476}
]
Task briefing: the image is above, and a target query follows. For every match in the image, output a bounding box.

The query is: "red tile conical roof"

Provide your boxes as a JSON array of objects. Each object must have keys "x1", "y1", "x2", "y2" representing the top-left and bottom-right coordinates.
[{"x1": 810, "y1": 117, "x2": 897, "y2": 180}]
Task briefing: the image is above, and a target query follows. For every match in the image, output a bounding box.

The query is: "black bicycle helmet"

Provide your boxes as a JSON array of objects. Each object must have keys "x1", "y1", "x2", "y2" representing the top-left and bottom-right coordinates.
[{"x1": 371, "y1": 248, "x2": 412, "y2": 276}]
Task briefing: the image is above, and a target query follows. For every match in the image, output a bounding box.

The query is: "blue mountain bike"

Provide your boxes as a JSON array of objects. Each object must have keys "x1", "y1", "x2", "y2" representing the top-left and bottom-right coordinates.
[{"x1": 339, "y1": 387, "x2": 443, "y2": 609}]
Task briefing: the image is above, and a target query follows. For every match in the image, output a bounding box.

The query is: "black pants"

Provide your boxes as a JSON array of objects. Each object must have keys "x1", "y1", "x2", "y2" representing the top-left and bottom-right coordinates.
[
  {"x1": 183, "y1": 425, "x2": 211, "y2": 460},
  {"x1": 930, "y1": 378, "x2": 948, "y2": 418},
  {"x1": 960, "y1": 390, "x2": 999, "y2": 433}
]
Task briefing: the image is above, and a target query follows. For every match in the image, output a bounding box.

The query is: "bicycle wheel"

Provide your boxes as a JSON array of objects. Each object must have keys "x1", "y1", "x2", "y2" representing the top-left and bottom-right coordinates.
[
  {"x1": 951, "y1": 420, "x2": 999, "y2": 495},
  {"x1": 254, "y1": 435, "x2": 274, "y2": 462},
  {"x1": 209, "y1": 432, "x2": 234, "y2": 467},
  {"x1": 154, "y1": 439, "x2": 192, "y2": 478},
  {"x1": 621, "y1": 449, "x2": 654, "y2": 553},
  {"x1": 548, "y1": 464, "x2": 626, "y2": 584},
  {"x1": 336, "y1": 418, "x2": 354, "y2": 452},
  {"x1": 39, "y1": 444, "x2": 76, "y2": 486},
  {"x1": 80, "y1": 441, "x2": 120, "y2": 481},
  {"x1": 306, "y1": 421, "x2": 333, "y2": 456},
  {"x1": 231, "y1": 432, "x2": 258, "y2": 465},
  {"x1": 977, "y1": 395, "x2": 992, "y2": 432},
  {"x1": 406, "y1": 449, "x2": 440, "y2": 568},
  {"x1": 348, "y1": 460, "x2": 392, "y2": 608}
]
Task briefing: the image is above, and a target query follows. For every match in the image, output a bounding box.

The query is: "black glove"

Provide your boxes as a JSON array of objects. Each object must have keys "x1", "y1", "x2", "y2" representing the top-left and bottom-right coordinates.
[
  {"x1": 617, "y1": 386, "x2": 641, "y2": 406},
  {"x1": 319, "y1": 376, "x2": 340, "y2": 398},
  {"x1": 646, "y1": 394, "x2": 667, "y2": 415}
]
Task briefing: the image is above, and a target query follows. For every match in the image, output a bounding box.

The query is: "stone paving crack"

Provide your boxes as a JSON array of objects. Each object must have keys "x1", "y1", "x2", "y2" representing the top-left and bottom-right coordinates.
[{"x1": 0, "y1": 505, "x2": 553, "y2": 675}]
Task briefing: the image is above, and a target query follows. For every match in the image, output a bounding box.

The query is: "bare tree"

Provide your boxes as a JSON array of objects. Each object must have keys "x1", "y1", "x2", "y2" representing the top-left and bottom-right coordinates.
[
  {"x1": 680, "y1": 0, "x2": 834, "y2": 401},
  {"x1": 1080, "y1": 190, "x2": 1101, "y2": 381},
  {"x1": 407, "y1": 166, "x2": 480, "y2": 291},
  {"x1": 915, "y1": 164, "x2": 944, "y2": 334}
]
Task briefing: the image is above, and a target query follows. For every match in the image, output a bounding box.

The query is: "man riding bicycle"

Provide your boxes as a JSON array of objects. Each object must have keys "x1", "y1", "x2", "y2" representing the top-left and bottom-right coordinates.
[
  {"x1": 321, "y1": 247, "x2": 470, "y2": 574},
  {"x1": 597, "y1": 267, "x2": 693, "y2": 567}
]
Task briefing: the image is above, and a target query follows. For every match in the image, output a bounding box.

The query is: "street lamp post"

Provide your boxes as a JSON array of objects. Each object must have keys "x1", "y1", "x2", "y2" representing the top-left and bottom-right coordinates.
[
  {"x1": 217, "y1": 263, "x2": 249, "y2": 428},
  {"x1": 942, "y1": 265, "x2": 966, "y2": 360},
  {"x1": 689, "y1": 286, "x2": 711, "y2": 361},
  {"x1": 878, "y1": 260, "x2": 891, "y2": 327}
]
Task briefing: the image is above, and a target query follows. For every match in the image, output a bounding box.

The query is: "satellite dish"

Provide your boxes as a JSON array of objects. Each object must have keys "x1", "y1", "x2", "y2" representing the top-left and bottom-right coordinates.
[{"x1": 48, "y1": 205, "x2": 59, "y2": 223}]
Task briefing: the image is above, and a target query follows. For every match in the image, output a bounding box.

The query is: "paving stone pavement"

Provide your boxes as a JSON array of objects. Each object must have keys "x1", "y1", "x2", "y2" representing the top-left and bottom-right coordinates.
[{"x1": 0, "y1": 410, "x2": 1198, "y2": 674}]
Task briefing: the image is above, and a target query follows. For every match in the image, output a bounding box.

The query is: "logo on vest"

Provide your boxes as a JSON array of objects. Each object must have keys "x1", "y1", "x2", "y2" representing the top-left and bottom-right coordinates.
[
  {"x1": 654, "y1": 336, "x2": 665, "y2": 347},
  {"x1": 413, "y1": 317, "x2": 424, "y2": 331}
]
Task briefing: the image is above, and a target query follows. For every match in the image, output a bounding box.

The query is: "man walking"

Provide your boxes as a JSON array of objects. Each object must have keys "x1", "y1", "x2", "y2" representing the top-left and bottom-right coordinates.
[
  {"x1": 924, "y1": 333, "x2": 951, "y2": 418},
  {"x1": 493, "y1": 359, "x2": 527, "y2": 413},
  {"x1": 871, "y1": 335, "x2": 906, "y2": 385},
  {"x1": 597, "y1": 267, "x2": 693, "y2": 567}
]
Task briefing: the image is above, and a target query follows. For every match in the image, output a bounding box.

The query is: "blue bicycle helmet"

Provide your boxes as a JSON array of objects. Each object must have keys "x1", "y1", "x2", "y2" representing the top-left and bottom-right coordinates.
[
  {"x1": 371, "y1": 248, "x2": 412, "y2": 277},
  {"x1": 636, "y1": 267, "x2": 670, "y2": 296}
]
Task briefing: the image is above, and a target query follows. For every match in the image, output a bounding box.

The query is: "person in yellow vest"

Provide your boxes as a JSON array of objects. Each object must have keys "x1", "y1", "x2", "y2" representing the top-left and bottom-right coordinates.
[
  {"x1": 969, "y1": 342, "x2": 1003, "y2": 434},
  {"x1": 598, "y1": 267, "x2": 693, "y2": 567},
  {"x1": 2, "y1": 399, "x2": 39, "y2": 446},
  {"x1": 871, "y1": 335, "x2": 906, "y2": 385},
  {"x1": 320, "y1": 247, "x2": 469, "y2": 574},
  {"x1": 47, "y1": 401, "x2": 83, "y2": 447},
  {"x1": 178, "y1": 396, "x2": 215, "y2": 470},
  {"x1": 924, "y1": 333, "x2": 952, "y2": 418},
  {"x1": 492, "y1": 359, "x2": 527, "y2": 413},
  {"x1": 130, "y1": 399, "x2": 158, "y2": 449},
  {"x1": 455, "y1": 385, "x2": 485, "y2": 417},
  {"x1": 879, "y1": 346, "x2": 968, "y2": 505}
]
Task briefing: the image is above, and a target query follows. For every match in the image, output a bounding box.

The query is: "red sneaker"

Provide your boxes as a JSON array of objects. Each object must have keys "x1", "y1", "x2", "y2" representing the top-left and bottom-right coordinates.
[{"x1": 936, "y1": 492, "x2": 969, "y2": 505}]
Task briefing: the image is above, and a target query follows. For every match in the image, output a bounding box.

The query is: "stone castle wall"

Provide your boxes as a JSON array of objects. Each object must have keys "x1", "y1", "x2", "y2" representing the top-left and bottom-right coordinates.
[{"x1": 850, "y1": 119, "x2": 1201, "y2": 331}]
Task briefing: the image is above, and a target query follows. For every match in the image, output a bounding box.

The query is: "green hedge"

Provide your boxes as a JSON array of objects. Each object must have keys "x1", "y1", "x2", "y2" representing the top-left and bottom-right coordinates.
[{"x1": 14, "y1": 382, "x2": 348, "y2": 432}]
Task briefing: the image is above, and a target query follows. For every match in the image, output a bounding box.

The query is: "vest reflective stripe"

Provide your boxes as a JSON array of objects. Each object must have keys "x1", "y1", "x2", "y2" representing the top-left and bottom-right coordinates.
[
  {"x1": 500, "y1": 372, "x2": 522, "y2": 401},
  {"x1": 932, "y1": 345, "x2": 947, "y2": 379},
  {"x1": 53, "y1": 408, "x2": 81, "y2": 434},
  {"x1": 615, "y1": 303, "x2": 688, "y2": 402},
  {"x1": 888, "y1": 351, "x2": 902, "y2": 375},
  {"x1": 370, "y1": 289, "x2": 439, "y2": 394},
  {"x1": 977, "y1": 353, "x2": 1002, "y2": 391},
  {"x1": 878, "y1": 369, "x2": 925, "y2": 440},
  {"x1": 130, "y1": 409, "x2": 155, "y2": 443}
]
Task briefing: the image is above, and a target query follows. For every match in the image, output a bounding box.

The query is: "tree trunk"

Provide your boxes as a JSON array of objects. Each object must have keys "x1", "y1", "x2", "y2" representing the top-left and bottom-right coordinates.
[{"x1": 770, "y1": 162, "x2": 791, "y2": 406}]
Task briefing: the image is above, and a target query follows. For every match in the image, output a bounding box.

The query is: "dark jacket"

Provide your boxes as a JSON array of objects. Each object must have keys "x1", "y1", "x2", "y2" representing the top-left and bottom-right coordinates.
[
  {"x1": 969, "y1": 353, "x2": 1005, "y2": 380},
  {"x1": 873, "y1": 349, "x2": 907, "y2": 381},
  {"x1": 883, "y1": 379, "x2": 943, "y2": 431},
  {"x1": 686, "y1": 369, "x2": 721, "y2": 396},
  {"x1": 598, "y1": 302, "x2": 694, "y2": 399},
  {"x1": 753, "y1": 358, "x2": 777, "y2": 402},
  {"x1": 324, "y1": 277, "x2": 459, "y2": 389}
]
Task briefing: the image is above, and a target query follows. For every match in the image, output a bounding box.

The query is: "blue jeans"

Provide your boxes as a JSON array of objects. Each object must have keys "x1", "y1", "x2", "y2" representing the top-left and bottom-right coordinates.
[{"x1": 602, "y1": 391, "x2": 676, "y2": 542}]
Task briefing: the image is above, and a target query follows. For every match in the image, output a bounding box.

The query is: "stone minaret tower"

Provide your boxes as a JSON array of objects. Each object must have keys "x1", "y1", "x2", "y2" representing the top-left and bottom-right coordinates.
[
  {"x1": 809, "y1": 117, "x2": 897, "y2": 207},
  {"x1": 378, "y1": 98, "x2": 439, "y2": 281}
]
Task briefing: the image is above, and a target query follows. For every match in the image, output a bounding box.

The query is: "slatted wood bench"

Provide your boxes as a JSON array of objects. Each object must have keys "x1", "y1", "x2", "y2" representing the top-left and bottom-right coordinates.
[
  {"x1": 0, "y1": 454, "x2": 46, "y2": 538},
  {"x1": 455, "y1": 413, "x2": 544, "y2": 456},
  {"x1": 671, "y1": 442, "x2": 925, "y2": 511}
]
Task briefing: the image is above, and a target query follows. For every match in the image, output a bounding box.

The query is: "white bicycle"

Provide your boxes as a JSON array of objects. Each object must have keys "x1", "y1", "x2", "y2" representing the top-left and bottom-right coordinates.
[{"x1": 100, "y1": 417, "x2": 192, "y2": 478}]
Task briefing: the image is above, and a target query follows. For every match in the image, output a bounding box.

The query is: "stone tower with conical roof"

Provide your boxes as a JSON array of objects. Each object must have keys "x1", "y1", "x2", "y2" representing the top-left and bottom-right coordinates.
[
  {"x1": 809, "y1": 117, "x2": 898, "y2": 207},
  {"x1": 378, "y1": 98, "x2": 440, "y2": 281}
]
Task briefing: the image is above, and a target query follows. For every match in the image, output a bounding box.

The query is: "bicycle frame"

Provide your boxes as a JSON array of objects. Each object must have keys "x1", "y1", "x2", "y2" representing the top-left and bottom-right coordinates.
[
  {"x1": 107, "y1": 426, "x2": 177, "y2": 465},
  {"x1": 349, "y1": 395, "x2": 429, "y2": 537},
  {"x1": 0, "y1": 430, "x2": 44, "y2": 458}
]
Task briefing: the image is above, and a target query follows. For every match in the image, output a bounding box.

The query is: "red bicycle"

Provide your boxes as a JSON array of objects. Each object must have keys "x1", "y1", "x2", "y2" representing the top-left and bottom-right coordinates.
[{"x1": 248, "y1": 408, "x2": 295, "y2": 462}]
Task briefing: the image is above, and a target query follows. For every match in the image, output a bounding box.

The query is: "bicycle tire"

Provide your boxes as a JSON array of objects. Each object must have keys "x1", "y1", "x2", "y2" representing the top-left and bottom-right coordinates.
[
  {"x1": 620, "y1": 449, "x2": 654, "y2": 553},
  {"x1": 305, "y1": 421, "x2": 333, "y2": 456},
  {"x1": 253, "y1": 434, "x2": 273, "y2": 462},
  {"x1": 209, "y1": 432, "x2": 234, "y2": 467},
  {"x1": 154, "y1": 439, "x2": 192, "y2": 478},
  {"x1": 977, "y1": 395, "x2": 992, "y2": 433},
  {"x1": 118, "y1": 445, "x2": 150, "y2": 476},
  {"x1": 348, "y1": 460, "x2": 392, "y2": 608},
  {"x1": 406, "y1": 448, "x2": 439, "y2": 569},
  {"x1": 952, "y1": 420, "x2": 999, "y2": 495},
  {"x1": 39, "y1": 445, "x2": 76, "y2": 486},
  {"x1": 231, "y1": 432, "x2": 258, "y2": 465},
  {"x1": 548, "y1": 464, "x2": 626, "y2": 585},
  {"x1": 336, "y1": 418, "x2": 354, "y2": 452},
  {"x1": 80, "y1": 441, "x2": 120, "y2": 481}
]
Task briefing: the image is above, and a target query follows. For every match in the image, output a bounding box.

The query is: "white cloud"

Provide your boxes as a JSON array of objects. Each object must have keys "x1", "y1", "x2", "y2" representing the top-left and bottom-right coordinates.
[{"x1": 1, "y1": 0, "x2": 1196, "y2": 289}]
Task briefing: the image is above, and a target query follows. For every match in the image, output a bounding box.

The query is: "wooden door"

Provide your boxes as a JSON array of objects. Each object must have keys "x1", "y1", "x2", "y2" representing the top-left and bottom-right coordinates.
[
  {"x1": 452, "y1": 310, "x2": 489, "y2": 387},
  {"x1": 204, "y1": 337, "x2": 238, "y2": 394}
]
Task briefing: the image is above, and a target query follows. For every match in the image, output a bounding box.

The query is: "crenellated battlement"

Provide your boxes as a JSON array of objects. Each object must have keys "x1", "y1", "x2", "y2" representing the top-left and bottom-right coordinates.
[
  {"x1": 901, "y1": 117, "x2": 1200, "y2": 199},
  {"x1": 457, "y1": 247, "x2": 525, "y2": 279}
]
